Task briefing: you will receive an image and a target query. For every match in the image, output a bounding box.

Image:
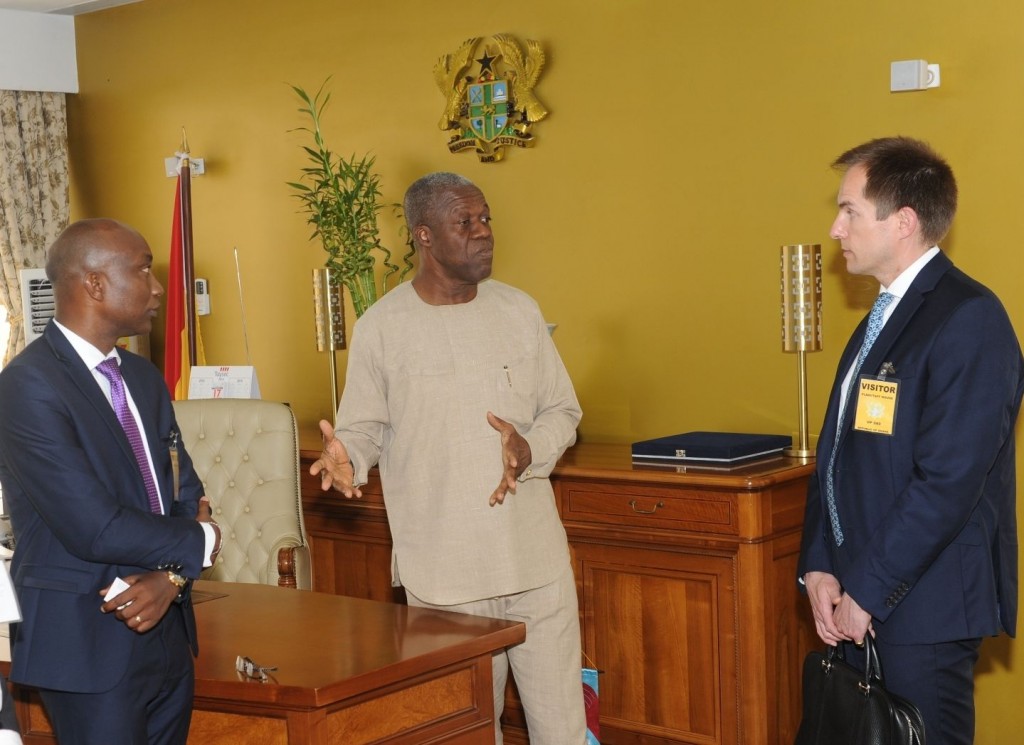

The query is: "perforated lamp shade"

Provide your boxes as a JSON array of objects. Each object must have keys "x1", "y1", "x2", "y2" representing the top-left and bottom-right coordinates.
[
  {"x1": 780, "y1": 244, "x2": 822, "y2": 458},
  {"x1": 781, "y1": 244, "x2": 822, "y2": 354}
]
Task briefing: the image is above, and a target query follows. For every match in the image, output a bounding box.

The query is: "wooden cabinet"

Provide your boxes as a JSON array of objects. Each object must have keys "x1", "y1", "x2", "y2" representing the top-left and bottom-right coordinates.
[
  {"x1": 302, "y1": 462, "x2": 406, "y2": 605},
  {"x1": 554, "y1": 446, "x2": 817, "y2": 745},
  {"x1": 300, "y1": 441, "x2": 818, "y2": 745}
]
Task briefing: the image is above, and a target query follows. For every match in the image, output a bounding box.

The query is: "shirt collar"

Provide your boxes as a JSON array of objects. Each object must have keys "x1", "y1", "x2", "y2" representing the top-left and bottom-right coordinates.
[
  {"x1": 881, "y1": 246, "x2": 940, "y2": 299},
  {"x1": 52, "y1": 320, "x2": 120, "y2": 371}
]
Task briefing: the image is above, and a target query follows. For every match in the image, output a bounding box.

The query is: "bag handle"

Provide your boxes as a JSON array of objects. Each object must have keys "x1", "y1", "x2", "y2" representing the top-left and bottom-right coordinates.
[
  {"x1": 860, "y1": 634, "x2": 885, "y2": 686},
  {"x1": 826, "y1": 635, "x2": 886, "y2": 692}
]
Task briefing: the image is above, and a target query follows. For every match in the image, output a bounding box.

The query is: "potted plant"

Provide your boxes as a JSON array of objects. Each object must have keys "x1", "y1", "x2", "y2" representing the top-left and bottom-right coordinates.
[
  {"x1": 288, "y1": 79, "x2": 413, "y2": 318},
  {"x1": 288, "y1": 80, "x2": 413, "y2": 411}
]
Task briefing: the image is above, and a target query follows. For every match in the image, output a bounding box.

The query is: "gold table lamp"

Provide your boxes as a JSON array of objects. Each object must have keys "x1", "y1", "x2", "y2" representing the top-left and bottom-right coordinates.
[
  {"x1": 313, "y1": 268, "x2": 346, "y2": 416},
  {"x1": 780, "y1": 244, "x2": 822, "y2": 458}
]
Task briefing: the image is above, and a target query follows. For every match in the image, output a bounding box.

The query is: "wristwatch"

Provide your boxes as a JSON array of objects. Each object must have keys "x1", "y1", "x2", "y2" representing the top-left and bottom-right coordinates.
[{"x1": 158, "y1": 563, "x2": 188, "y2": 600}]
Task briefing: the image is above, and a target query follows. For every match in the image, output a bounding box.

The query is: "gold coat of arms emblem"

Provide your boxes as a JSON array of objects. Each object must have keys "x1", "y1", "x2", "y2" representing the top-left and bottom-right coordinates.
[{"x1": 434, "y1": 34, "x2": 548, "y2": 163}]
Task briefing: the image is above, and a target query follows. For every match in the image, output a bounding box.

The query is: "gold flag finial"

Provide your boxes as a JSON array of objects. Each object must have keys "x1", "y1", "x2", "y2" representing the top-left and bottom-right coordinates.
[{"x1": 180, "y1": 127, "x2": 189, "y2": 155}]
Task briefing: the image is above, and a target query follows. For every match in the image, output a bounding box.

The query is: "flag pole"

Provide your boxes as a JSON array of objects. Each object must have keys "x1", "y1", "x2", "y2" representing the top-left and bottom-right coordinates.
[{"x1": 179, "y1": 128, "x2": 197, "y2": 366}]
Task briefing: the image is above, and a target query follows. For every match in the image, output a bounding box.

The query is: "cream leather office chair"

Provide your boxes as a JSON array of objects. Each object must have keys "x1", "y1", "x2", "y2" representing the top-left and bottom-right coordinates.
[{"x1": 172, "y1": 399, "x2": 311, "y2": 589}]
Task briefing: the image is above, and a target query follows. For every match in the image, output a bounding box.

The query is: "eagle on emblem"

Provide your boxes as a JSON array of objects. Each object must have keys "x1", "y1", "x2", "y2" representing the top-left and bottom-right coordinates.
[
  {"x1": 433, "y1": 37, "x2": 478, "y2": 131},
  {"x1": 492, "y1": 33, "x2": 548, "y2": 126}
]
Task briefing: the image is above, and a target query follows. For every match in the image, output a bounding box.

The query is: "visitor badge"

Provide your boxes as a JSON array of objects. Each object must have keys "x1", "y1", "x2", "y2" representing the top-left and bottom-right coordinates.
[{"x1": 853, "y1": 376, "x2": 899, "y2": 435}]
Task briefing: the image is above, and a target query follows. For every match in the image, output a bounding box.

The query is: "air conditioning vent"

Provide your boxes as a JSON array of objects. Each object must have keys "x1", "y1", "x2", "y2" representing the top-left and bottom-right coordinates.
[{"x1": 19, "y1": 268, "x2": 53, "y2": 345}]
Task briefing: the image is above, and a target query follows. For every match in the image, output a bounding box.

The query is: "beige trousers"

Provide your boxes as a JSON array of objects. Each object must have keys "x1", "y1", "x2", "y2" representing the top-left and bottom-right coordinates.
[{"x1": 405, "y1": 559, "x2": 586, "y2": 744}]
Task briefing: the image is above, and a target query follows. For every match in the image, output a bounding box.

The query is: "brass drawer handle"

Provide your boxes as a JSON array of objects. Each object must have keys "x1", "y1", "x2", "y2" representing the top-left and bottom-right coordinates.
[{"x1": 629, "y1": 499, "x2": 665, "y2": 515}]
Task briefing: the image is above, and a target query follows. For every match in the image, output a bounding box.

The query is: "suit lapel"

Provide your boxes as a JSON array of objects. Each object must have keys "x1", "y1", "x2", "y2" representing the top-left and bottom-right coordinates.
[
  {"x1": 43, "y1": 324, "x2": 127, "y2": 443},
  {"x1": 43, "y1": 323, "x2": 159, "y2": 513},
  {"x1": 860, "y1": 253, "x2": 951, "y2": 377},
  {"x1": 820, "y1": 320, "x2": 867, "y2": 455},
  {"x1": 829, "y1": 252, "x2": 953, "y2": 453}
]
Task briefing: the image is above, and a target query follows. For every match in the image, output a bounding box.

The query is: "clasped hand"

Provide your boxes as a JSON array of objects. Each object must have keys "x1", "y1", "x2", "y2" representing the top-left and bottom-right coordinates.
[
  {"x1": 804, "y1": 570, "x2": 873, "y2": 646},
  {"x1": 99, "y1": 570, "x2": 179, "y2": 634},
  {"x1": 99, "y1": 496, "x2": 217, "y2": 634}
]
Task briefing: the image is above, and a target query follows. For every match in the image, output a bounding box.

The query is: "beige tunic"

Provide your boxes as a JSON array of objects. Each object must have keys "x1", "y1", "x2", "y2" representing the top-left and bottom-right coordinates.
[{"x1": 336, "y1": 280, "x2": 581, "y2": 605}]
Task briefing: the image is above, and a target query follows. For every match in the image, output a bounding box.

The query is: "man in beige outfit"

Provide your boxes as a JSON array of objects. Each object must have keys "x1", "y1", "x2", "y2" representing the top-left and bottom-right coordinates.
[{"x1": 310, "y1": 172, "x2": 586, "y2": 743}]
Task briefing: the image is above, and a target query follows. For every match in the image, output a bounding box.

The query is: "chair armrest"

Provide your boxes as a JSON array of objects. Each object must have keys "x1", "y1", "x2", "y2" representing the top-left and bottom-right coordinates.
[{"x1": 273, "y1": 543, "x2": 311, "y2": 590}]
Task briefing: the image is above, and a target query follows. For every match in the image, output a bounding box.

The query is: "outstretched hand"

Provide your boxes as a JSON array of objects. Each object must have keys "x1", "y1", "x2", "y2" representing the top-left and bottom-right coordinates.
[
  {"x1": 309, "y1": 419, "x2": 361, "y2": 498},
  {"x1": 487, "y1": 411, "x2": 532, "y2": 506}
]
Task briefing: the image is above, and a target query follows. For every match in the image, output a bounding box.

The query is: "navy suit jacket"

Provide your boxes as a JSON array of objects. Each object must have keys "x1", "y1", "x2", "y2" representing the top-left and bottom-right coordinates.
[
  {"x1": 0, "y1": 322, "x2": 206, "y2": 693},
  {"x1": 799, "y1": 252, "x2": 1024, "y2": 644}
]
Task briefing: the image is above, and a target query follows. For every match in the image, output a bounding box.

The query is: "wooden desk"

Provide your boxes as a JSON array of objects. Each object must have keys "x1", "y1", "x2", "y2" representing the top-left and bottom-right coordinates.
[
  {"x1": 301, "y1": 441, "x2": 818, "y2": 745},
  {"x1": 9, "y1": 581, "x2": 525, "y2": 744}
]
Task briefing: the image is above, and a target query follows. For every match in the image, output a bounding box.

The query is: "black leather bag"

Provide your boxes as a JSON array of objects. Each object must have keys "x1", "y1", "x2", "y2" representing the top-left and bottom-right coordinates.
[{"x1": 795, "y1": 635, "x2": 925, "y2": 745}]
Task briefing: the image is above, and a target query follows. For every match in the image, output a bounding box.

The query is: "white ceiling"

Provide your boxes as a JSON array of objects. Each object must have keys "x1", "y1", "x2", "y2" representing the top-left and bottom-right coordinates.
[{"x1": 0, "y1": 0, "x2": 140, "y2": 14}]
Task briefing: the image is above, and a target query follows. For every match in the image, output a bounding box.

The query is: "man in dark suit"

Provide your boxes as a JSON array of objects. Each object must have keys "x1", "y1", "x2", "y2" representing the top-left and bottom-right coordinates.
[
  {"x1": 799, "y1": 137, "x2": 1024, "y2": 745},
  {"x1": 0, "y1": 219, "x2": 221, "y2": 744}
]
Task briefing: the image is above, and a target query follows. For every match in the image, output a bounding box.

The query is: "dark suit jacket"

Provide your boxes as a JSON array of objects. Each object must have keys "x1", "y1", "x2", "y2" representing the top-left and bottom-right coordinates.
[
  {"x1": 799, "y1": 251, "x2": 1024, "y2": 644},
  {"x1": 0, "y1": 322, "x2": 206, "y2": 693}
]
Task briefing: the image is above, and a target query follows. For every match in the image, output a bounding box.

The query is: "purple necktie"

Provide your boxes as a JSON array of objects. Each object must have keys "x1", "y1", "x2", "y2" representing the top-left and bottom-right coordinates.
[{"x1": 96, "y1": 358, "x2": 162, "y2": 514}]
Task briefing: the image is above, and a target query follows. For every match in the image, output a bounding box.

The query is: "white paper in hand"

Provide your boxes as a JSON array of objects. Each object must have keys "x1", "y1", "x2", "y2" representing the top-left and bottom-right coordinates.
[
  {"x1": 103, "y1": 577, "x2": 132, "y2": 610},
  {"x1": 0, "y1": 560, "x2": 20, "y2": 624}
]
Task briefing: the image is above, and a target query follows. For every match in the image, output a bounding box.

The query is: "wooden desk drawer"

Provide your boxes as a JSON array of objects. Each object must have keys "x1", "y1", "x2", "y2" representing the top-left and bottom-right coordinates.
[{"x1": 559, "y1": 480, "x2": 738, "y2": 534}]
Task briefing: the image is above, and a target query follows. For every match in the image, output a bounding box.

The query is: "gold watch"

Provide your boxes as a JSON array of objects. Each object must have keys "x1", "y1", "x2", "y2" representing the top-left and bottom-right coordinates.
[{"x1": 166, "y1": 571, "x2": 187, "y2": 590}]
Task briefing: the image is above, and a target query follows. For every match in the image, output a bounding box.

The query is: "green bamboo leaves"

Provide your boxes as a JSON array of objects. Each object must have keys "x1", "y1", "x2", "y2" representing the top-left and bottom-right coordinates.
[{"x1": 288, "y1": 80, "x2": 410, "y2": 317}]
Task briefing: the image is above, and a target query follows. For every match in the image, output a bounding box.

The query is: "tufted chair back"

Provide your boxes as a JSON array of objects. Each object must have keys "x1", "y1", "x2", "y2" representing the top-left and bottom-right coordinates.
[{"x1": 171, "y1": 399, "x2": 311, "y2": 589}]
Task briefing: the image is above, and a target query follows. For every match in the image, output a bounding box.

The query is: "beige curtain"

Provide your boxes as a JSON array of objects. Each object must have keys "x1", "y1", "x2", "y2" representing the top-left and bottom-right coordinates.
[{"x1": 0, "y1": 90, "x2": 70, "y2": 365}]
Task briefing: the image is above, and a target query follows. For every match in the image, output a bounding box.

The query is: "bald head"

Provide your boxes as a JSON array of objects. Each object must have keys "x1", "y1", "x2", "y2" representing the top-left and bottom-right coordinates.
[
  {"x1": 45, "y1": 218, "x2": 162, "y2": 351},
  {"x1": 47, "y1": 218, "x2": 140, "y2": 290}
]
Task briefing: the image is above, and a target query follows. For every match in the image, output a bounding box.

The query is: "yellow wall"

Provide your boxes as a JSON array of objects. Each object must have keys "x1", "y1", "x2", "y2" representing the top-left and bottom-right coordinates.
[{"x1": 69, "y1": 0, "x2": 1024, "y2": 739}]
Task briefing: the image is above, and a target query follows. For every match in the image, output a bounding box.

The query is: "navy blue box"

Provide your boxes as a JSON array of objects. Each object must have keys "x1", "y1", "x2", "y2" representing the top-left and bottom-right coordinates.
[{"x1": 631, "y1": 431, "x2": 792, "y2": 464}]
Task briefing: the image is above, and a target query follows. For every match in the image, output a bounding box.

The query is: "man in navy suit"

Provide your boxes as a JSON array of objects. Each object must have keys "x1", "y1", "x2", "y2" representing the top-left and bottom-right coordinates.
[
  {"x1": 799, "y1": 137, "x2": 1024, "y2": 745},
  {"x1": 0, "y1": 219, "x2": 221, "y2": 744}
]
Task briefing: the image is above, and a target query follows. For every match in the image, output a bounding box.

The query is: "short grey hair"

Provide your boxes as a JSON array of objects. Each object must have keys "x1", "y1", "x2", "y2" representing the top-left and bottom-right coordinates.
[{"x1": 403, "y1": 172, "x2": 476, "y2": 233}]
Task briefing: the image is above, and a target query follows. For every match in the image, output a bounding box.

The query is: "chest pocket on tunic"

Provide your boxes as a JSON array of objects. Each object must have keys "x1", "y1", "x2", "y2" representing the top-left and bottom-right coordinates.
[{"x1": 494, "y1": 355, "x2": 539, "y2": 423}]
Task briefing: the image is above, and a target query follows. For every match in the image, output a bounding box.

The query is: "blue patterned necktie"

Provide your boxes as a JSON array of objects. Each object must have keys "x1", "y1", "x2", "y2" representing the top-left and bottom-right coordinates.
[
  {"x1": 825, "y1": 291, "x2": 895, "y2": 545},
  {"x1": 96, "y1": 358, "x2": 162, "y2": 514}
]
